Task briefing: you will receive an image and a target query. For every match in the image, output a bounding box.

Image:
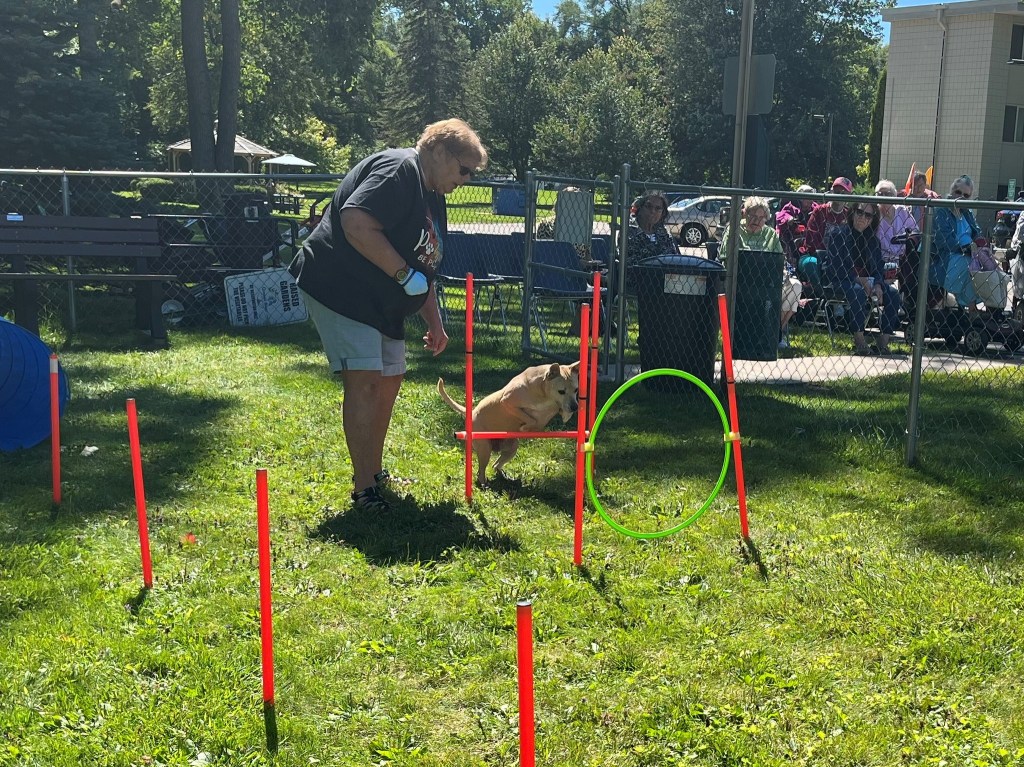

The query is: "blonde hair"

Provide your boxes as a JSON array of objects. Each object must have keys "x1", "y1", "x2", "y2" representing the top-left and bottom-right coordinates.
[{"x1": 417, "y1": 118, "x2": 489, "y2": 171}]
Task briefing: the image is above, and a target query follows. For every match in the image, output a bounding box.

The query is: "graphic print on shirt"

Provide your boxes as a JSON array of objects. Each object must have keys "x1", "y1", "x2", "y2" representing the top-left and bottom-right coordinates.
[{"x1": 413, "y1": 209, "x2": 442, "y2": 270}]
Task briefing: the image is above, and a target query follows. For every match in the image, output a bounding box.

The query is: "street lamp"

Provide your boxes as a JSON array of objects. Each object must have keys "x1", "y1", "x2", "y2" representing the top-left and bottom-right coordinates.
[{"x1": 812, "y1": 113, "x2": 834, "y2": 184}]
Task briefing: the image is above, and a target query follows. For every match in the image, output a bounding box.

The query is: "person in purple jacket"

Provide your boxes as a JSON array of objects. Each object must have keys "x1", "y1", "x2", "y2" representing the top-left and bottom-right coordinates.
[{"x1": 289, "y1": 118, "x2": 488, "y2": 511}]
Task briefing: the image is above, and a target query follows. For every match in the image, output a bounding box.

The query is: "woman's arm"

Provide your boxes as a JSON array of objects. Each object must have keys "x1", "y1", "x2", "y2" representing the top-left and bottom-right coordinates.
[{"x1": 340, "y1": 207, "x2": 411, "y2": 279}]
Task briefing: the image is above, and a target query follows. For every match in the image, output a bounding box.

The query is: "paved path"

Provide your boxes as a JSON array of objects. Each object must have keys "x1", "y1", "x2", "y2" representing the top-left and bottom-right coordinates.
[{"x1": 604, "y1": 345, "x2": 1024, "y2": 385}]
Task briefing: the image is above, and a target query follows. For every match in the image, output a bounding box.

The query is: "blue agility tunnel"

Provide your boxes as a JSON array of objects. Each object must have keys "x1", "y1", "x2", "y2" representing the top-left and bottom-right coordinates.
[{"x1": 0, "y1": 318, "x2": 70, "y2": 451}]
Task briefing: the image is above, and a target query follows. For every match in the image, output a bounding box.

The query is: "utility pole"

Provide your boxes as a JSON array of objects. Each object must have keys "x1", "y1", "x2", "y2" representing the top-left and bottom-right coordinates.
[{"x1": 813, "y1": 113, "x2": 834, "y2": 183}]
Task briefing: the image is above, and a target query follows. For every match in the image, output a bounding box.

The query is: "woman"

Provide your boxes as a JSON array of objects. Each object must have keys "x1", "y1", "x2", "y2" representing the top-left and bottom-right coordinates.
[
  {"x1": 824, "y1": 202, "x2": 902, "y2": 355},
  {"x1": 626, "y1": 191, "x2": 678, "y2": 265},
  {"x1": 775, "y1": 183, "x2": 815, "y2": 264},
  {"x1": 933, "y1": 174, "x2": 981, "y2": 309},
  {"x1": 721, "y1": 196, "x2": 802, "y2": 349},
  {"x1": 874, "y1": 178, "x2": 917, "y2": 269},
  {"x1": 289, "y1": 118, "x2": 488, "y2": 512}
]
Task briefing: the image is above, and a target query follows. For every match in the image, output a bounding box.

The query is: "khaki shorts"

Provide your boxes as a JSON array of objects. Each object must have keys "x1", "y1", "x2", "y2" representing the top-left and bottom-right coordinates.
[{"x1": 301, "y1": 290, "x2": 406, "y2": 376}]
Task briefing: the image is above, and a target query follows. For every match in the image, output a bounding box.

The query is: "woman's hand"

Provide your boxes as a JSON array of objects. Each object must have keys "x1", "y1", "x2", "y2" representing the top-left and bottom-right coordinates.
[{"x1": 422, "y1": 322, "x2": 448, "y2": 356}]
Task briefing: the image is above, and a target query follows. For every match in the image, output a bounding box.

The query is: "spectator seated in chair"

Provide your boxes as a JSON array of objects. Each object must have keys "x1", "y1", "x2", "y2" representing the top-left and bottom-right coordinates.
[
  {"x1": 933, "y1": 174, "x2": 981, "y2": 311},
  {"x1": 775, "y1": 183, "x2": 815, "y2": 266},
  {"x1": 626, "y1": 190, "x2": 679, "y2": 266},
  {"x1": 823, "y1": 202, "x2": 902, "y2": 356},
  {"x1": 874, "y1": 178, "x2": 917, "y2": 274},
  {"x1": 721, "y1": 196, "x2": 803, "y2": 349}
]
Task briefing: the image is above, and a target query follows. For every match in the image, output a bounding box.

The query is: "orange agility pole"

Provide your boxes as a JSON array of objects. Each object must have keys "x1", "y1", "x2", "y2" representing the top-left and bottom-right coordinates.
[
  {"x1": 573, "y1": 303, "x2": 591, "y2": 566},
  {"x1": 459, "y1": 271, "x2": 600, "y2": 505},
  {"x1": 464, "y1": 273, "x2": 476, "y2": 501},
  {"x1": 125, "y1": 398, "x2": 154, "y2": 589},
  {"x1": 716, "y1": 293, "x2": 750, "y2": 538},
  {"x1": 256, "y1": 468, "x2": 278, "y2": 753},
  {"x1": 516, "y1": 600, "x2": 536, "y2": 767},
  {"x1": 49, "y1": 354, "x2": 62, "y2": 505}
]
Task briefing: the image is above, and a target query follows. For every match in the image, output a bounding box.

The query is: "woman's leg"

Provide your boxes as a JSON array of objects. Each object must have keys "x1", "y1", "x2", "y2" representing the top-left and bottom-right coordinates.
[
  {"x1": 875, "y1": 283, "x2": 902, "y2": 353},
  {"x1": 944, "y1": 253, "x2": 977, "y2": 308},
  {"x1": 342, "y1": 370, "x2": 404, "y2": 494}
]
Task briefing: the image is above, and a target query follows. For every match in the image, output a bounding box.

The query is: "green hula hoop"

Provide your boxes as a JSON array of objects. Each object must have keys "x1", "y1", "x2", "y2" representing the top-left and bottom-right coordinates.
[{"x1": 585, "y1": 368, "x2": 732, "y2": 539}]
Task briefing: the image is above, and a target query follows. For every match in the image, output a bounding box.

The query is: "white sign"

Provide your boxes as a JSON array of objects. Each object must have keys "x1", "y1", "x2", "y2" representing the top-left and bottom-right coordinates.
[
  {"x1": 1009, "y1": 179, "x2": 1017, "y2": 200},
  {"x1": 664, "y1": 274, "x2": 705, "y2": 295}
]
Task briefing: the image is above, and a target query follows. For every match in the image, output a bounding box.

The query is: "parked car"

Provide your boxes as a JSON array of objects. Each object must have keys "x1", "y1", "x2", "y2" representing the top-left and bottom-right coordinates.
[{"x1": 663, "y1": 196, "x2": 730, "y2": 246}]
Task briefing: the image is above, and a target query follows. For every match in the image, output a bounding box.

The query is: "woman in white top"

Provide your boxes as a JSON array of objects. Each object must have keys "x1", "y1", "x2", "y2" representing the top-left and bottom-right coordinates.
[{"x1": 875, "y1": 179, "x2": 917, "y2": 270}]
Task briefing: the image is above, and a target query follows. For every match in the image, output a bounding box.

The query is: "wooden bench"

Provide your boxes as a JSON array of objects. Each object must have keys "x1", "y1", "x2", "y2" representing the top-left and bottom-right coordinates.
[{"x1": 0, "y1": 215, "x2": 173, "y2": 343}]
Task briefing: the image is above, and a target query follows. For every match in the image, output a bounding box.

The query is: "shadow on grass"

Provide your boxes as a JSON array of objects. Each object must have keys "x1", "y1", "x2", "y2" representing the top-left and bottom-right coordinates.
[
  {"x1": 739, "y1": 535, "x2": 770, "y2": 582},
  {"x1": 309, "y1": 497, "x2": 520, "y2": 565},
  {"x1": 477, "y1": 473, "x2": 577, "y2": 515}
]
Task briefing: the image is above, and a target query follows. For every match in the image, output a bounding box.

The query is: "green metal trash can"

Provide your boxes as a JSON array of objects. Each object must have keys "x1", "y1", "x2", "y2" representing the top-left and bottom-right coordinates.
[
  {"x1": 630, "y1": 255, "x2": 725, "y2": 392},
  {"x1": 732, "y1": 249, "x2": 783, "y2": 361}
]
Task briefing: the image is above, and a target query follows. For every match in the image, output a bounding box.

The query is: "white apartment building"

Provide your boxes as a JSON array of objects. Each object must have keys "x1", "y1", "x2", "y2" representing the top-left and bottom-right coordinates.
[{"x1": 881, "y1": 0, "x2": 1024, "y2": 214}]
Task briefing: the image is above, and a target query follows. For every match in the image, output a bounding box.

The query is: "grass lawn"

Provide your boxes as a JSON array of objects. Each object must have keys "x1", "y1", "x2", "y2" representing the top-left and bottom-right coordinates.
[{"x1": 2, "y1": 305, "x2": 1024, "y2": 766}]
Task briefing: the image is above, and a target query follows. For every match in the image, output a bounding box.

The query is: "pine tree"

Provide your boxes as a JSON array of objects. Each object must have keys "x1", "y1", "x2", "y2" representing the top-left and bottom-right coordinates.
[{"x1": 377, "y1": 0, "x2": 472, "y2": 146}]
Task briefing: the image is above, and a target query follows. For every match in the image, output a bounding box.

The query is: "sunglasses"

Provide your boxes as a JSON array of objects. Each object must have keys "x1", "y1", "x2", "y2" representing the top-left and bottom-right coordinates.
[
  {"x1": 853, "y1": 208, "x2": 875, "y2": 219},
  {"x1": 445, "y1": 146, "x2": 474, "y2": 177},
  {"x1": 953, "y1": 189, "x2": 971, "y2": 199},
  {"x1": 642, "y1": 202, "x2": 665, "y2": 212}
]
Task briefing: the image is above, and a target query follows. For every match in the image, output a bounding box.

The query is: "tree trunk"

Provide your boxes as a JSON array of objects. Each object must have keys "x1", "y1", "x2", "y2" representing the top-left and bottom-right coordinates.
[
  {"x1": 181, "y1": 0, "x2": 215, "y2": 171},
  {"x1": 215, "y1": 0, "x2": 241, "y2": 172}
]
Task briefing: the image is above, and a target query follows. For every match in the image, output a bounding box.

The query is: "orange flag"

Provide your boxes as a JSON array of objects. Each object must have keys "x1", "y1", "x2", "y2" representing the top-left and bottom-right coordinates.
[
  {"x1": 925, "y1": 166, "x2": 934, "y2": 189},
  {"x1": 903, "y1": 162, "x2": 917, "y2": 195}
]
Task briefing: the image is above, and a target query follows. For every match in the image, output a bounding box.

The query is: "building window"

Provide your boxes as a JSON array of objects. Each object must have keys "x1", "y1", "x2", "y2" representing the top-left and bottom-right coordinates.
[
  {"x1": 1013, "y1": 25, "x2": 1024, "y2": 60},
  {"x1": 1004, "y1": 105, "x2": 1024, "y2": 142}
]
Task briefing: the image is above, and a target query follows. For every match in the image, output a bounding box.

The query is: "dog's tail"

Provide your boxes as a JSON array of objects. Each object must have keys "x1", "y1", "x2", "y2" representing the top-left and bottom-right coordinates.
[{"x1": 437, "y1": 378, "x2": 467, "y2": 415}]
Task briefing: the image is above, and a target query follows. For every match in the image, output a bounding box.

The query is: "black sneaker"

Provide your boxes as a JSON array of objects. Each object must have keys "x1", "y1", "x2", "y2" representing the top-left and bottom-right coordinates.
[{"x1": 351, "y1": 485, "x2": 391, "y2": 512}]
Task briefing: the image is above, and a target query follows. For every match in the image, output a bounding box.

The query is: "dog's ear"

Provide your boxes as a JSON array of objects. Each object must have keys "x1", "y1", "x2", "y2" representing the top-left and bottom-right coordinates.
[
  {"x1": 545, "y1": 363, "x2": 562, "y2": 379},
  {"x1": 566, "y1": 361, "x2": 580, "y2": 373}
]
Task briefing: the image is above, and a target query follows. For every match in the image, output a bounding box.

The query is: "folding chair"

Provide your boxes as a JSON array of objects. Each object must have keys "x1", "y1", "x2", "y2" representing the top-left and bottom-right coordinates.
[
  {"x1": 437, "y1": 232, "x2": 503, "y2": 326},
  {"x1": 528, "y1": 239, "x2": 606, "y2": 351},
  {"x1": 799, "y1": 251, "x2": 849, "y2": 348}
]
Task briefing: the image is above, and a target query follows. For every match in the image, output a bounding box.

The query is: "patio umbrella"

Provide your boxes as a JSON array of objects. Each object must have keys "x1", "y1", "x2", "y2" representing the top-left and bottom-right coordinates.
[{"x1": 262, "y1": 153, "x2": 316, "y2": 168}]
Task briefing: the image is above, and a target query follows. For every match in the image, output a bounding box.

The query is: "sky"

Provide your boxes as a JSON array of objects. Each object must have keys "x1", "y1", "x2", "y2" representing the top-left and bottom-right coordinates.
[{"x1": 529, "y1": 0, "x2": 959, "y2": 42}]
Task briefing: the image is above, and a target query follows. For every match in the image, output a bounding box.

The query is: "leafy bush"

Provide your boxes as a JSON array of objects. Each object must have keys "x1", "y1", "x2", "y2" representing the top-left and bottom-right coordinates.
[
  {"x1": 131, "y1": 177, "x2": 178, "y2": 204},
  {"x1": 232, "y1": 183, "x2": 269, "y2": 198}
]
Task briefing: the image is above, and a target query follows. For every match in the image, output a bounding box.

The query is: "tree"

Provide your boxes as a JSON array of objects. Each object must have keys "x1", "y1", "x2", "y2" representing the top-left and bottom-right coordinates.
[
  {"x1": 180, "y1": 0, "x2": 240, "y2": 172},
  {"x1": 466, "y1": 15, "x2": 556, "y2": 179},
  {"x1": 378, "y1": 0, "x2": 472, "y2": 146},
  {"x1": 532, "y1": 36, "x2": 674, "y2": 180},
  {"x1": 652, "y1": 0, "x2": 887, "y2": 187},
  {"x1": 0, "y1": 0, "x2": 134, "y2": 168},
  {"x1": 865, "y1": 64, "x2": 886, "y2": 187},
  {"x1": 449, "y1": 0, "x2": 529, "y2": 50}
]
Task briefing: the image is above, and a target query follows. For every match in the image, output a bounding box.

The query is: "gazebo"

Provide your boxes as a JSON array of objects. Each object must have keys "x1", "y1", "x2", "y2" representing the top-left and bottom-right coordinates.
[{"x1": 165, "y1": 133, "x2": 278, "y2": 173}]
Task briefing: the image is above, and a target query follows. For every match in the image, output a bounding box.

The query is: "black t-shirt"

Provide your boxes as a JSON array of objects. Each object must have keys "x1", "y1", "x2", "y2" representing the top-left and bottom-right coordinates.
[{"x1": 288, "y1": 148, "x2": 446, "y2": 339}]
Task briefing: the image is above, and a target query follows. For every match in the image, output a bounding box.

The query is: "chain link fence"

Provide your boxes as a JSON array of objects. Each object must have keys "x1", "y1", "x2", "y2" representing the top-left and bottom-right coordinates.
[
  {"x1": 620, "y1": 174, "x2": 1024, "y2": 477},
  {"x1": 0, "y1": 170, "x2": 325, "y2": 335},
  {"x1": 3, "y1": 167, "x2": 1023, "y2": 474}
]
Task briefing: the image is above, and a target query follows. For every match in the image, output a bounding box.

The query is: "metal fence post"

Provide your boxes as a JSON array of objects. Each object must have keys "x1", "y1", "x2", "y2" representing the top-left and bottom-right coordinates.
[
  {"x1": 521, "y1": 171, "x2": 537, "y2": 357},
  {"x1": 905, "y1": 205, "x2": 934, "y2": 467},
  {"x1": 604, "y1": 173, "x2": 620, "y2": 377},
  {"x1": 615, "y1": 164, "x2": 632, "y2": 385},
  {"x1": 61, "y1": 172, "x2": 77, "y2": 332}
]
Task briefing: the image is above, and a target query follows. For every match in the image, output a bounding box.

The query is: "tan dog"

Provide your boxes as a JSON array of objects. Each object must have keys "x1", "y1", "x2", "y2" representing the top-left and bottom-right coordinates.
[{"x1": 438, "y1": 362, "x2": 580, "y2": 485}]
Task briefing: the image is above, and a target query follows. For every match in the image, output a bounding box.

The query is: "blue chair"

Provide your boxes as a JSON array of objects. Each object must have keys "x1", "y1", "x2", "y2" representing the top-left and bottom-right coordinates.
[
  {"x1": 437, "y1": 232, "x2": 504, "y2": 327},
  {"x1": 528, "y1": 239, "x2": 606, "y2": 351}
]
